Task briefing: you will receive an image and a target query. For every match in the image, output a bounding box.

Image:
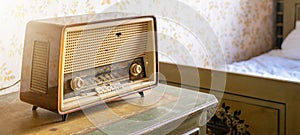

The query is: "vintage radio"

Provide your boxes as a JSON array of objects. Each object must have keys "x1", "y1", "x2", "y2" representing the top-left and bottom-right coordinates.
[{"x1": 20, "y1": 13, "x2": 158, "y2": 121}]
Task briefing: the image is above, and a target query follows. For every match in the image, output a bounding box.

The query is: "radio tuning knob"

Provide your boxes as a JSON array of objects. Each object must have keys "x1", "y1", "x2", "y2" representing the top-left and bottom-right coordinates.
[
  {"x1": 70, "y1": 77, "x2": 84, "y2": 91},
  {"x1": 130, "y1": 63, "x2": 142, "y2": 76}
]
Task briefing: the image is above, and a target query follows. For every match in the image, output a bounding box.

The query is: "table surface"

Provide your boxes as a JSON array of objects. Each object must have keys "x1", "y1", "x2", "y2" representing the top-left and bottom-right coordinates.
[{"x1": 0, "y1": 83, "x2": 217, "y2": 135}]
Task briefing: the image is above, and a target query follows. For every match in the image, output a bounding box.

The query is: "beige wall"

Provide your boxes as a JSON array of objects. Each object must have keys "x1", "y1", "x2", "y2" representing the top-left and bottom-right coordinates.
[{"x1": 0, "y1": 0, "x2": 275, "y2": 94}]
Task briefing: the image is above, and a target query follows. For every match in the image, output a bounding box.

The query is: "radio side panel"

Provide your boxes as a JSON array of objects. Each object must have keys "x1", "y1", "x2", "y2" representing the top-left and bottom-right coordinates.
[{"x1": 20, "y1": 21, "x2": 63, "y2": 113}]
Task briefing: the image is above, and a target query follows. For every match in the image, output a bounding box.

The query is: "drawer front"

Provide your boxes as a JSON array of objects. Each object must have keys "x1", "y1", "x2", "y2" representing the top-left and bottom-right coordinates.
[{"x1": 202, "y1": 89, "x2": 285, "y2": 135}]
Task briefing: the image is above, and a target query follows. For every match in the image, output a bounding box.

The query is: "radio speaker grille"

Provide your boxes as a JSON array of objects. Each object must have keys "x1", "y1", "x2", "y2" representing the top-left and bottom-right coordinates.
[
  {"x1": 30, "y1": 41, "x2": 49, "y2": 93},
  {"x1": 64, "y1": 22, "x2": 151, "y2": 74}
]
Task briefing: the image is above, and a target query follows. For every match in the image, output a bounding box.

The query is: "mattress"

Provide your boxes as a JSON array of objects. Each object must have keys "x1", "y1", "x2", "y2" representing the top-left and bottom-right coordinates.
[{"x1": 224, "y1": 50, "x2": 300, "y2": 82}]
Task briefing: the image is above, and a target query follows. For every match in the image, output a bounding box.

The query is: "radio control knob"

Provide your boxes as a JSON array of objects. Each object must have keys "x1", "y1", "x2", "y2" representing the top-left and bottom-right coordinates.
[
  {"x1": 70, "y1": 77, "x2": 84, "y2": 91},
  {"x1": 130, "y1": 63, "x2": 142, "y2": 76}
]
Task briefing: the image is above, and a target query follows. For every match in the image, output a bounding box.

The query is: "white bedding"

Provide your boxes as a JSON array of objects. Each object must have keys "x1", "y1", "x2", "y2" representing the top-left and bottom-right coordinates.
[{"x1": 225, "y1": 50, "x2": 300, "y2": 82}]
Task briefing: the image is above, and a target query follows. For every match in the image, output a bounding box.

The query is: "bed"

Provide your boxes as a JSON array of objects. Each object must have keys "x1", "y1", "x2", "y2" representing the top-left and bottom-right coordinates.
[
  {"x1": 160, "y1": 0, "x2": 300, "y2": 134},
  {"x1": 224, "y1": 18, "x2": 300, "y2": 83},
  {"x1": 225, "y1": 49, "x2": 300, "y2": 83}
]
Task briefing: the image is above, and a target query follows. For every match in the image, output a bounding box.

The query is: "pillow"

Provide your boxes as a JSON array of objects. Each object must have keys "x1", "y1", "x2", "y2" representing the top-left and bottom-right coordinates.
[{"x1": 281, "y1": 24, "x2": 300, "y2": 60}]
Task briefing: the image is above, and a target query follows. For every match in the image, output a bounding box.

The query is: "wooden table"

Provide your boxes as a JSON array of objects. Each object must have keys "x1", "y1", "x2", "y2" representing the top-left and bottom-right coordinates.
[{"x1": 0, "y1": 83, "x2": 217, "y2": 135}]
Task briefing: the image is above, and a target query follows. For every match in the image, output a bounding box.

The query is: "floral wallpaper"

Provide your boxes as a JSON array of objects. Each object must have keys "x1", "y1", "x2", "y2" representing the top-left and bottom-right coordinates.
[{"x1": 0, "y1": 0, "x2": 275, "y2": 94}]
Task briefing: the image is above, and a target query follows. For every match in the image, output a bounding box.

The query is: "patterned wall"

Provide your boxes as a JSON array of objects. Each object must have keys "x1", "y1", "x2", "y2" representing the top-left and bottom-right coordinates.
[{"x1": 0, "y1": 0, "x2": 275, "y2": 94}]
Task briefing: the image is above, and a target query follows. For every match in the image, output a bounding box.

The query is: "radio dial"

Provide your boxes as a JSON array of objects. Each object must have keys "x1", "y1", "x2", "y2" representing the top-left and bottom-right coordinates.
[
  {"x1": 130, "y1": 63, "x2": 142, "y2": 76},
  {"x1": 70, "y1": 77, "x2": 84, "y2": 91}
]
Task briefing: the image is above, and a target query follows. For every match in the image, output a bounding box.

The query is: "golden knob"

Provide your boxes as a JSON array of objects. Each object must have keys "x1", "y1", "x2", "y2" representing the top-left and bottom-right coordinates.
[
  {"x1": 130, "y1": 63, "x2": 142, "y2": 76},
  {"x1": 70, "y1": 77, "x2": 84, "y2": 91}
]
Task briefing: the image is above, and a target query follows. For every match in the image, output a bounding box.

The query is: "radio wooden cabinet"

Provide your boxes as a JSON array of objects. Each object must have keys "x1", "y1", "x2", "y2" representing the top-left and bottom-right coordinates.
[{"x1": 20, "y1": 13, "x2": 158, "y2": 120}]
